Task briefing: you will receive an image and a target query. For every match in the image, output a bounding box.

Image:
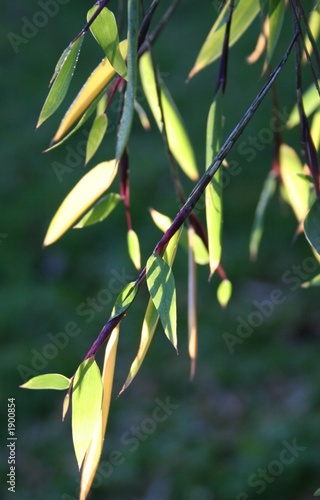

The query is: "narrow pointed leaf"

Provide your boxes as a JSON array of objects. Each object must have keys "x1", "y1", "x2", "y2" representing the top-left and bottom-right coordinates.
[
  {"x1": 127, "y1": 229, "x2": 141, "y2": 270},
  {"x1": 301, "y1": 273, "x2": 320, "y2": 288},
  {"x1": 44, "y1": 160, "x2": 118, "y2": 246},
  {"x1": 279, "y1": 144, "x2": 309, "y2": 222},
  {"x1": 75, "y1": 193, "x2": 121, "y2": 228},
  {"x1": 85, "y1": 113, "x2": 108, "y2": 165},
  {"x1": 302, "y1": 6, "x2": 320, "y2": 63},
  {"x1": 189, "y1": 0, "x2": 262, "y2": 78},
  {"x1": 217, "y1": 278, "x2": 232, "y2": 308},
  {"x1": 249, "y1": 171, "x2": 277, "y2": 260},
  {"x1": 37, "y1": 35, "x2": 85, "y2": 127},
  {"x1": 52, "y1": 40, "x2": 128, "y2": 143},
  {"x1": 311, "y1": 109, "x2": 320, "y2": 151},
  {"x1": 266, "y1": 0, "x2": 285, "y2": 67},
  {"x1": 188, "y1": 227, "x2": 197, "y2": 380},
  {"x1": 72, "y1": 358, "x2": 103, "y2": 470},
  {"x1": 140, "y1": 51, "x2": 198, "y2": 180},
  {"x1": 134, "y1": 100, "x2": 151, "y2": 130},
  {"x1": 80, "y1": 327, "x2": 119, "y2": 500},
  {"x1": 286, "y1": 80, "x2": 320, "y2": 129},
  {"x1": 304, "y1": 200, "x2": 320, "y2": 255},
  {"x1": 87, "y1": 6, "x2": 127, "y2": 78},
  {"x1": 62, "y1": 393, "x2": 70, "y2": 421},
  {"x1": 315, "y1": 487, "x2": 320, "y2": 496},
  {"x1": 146, "y1": 254, "x2": 177, "y2": 351},
  {"x1": 112, "y1": 281, "x2": 138, "y2": 318},
  {"x1": 20, "y1": 373, "x2": 70, "y2": 390},
  {"x1": 116, "y1": 0, "x2": 139, "y2": 160}
]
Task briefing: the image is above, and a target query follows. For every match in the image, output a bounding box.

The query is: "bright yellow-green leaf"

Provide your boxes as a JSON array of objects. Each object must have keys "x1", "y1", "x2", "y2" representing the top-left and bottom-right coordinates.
[
  {"x1": 217, "y1": 279, "x2": 232, "y2": 308},
  {"x1": 302, "y1": 6, "x2": 320, "y2": 63},
  {"x1": 188, "y1": 227, "x2": 197, "y2": 380},
  {"x1": 112, "y1": 281, "x2": 138, "y2": 318},
  {"x1": 134, "y1": 100, "x2": 151, "y2": 130},
  {"x1": 279, "y1": 144, "x2": 309, "y2": 222},
  {"x1": 146, "y1": 254, "x2": 177, "y2": 351},
  {"x1": 189, "y1": 0, "x2": 262, "y2": 78},
  {"x1": 85, "y1": 113, "x2": 108, "y2": 165},
  {"x1": 74, "y1": 193, "x2": 122, "y2": 228},
  {"x1": 72, "y1": 358, "x2": 103, "y2": 470},
  {"x1": 304, "y1": 200, "x2": 320, "y2": 255},
  {"x1": 52, "y1": 40, "x2": 128, "y2": 143},
  {"x1": 20, "y1": 373, "x2": 70, "y2": 390},
  {"x1": 87, "y1": 6, "x2": 127, "y2": 78},
  {"x1": 311, "y1": 109, "x2": 320, "y2": 151},
  {"x1": 44, "y1": 160, "x2": 118, "y2": 246},
  {"x1": 149, "y1": 208, "x2": 172, "y2": 232},
  {"x1": 37, "y1": 35, "x2": 85, "y2": 128},
  {"x1": 301, "y1": 273, "x2": 320, "y2": 288},
  {"x1": 140, "y1": 51, "x2": 198, "y2": 181},
  {"x1": 266, "y1": 0, "x2": 285, "y2": 67},
  {"x1": 62, "y1": 393, "x2": 70, "y2": 421},
  {"x1": 286, "y1": 80, "x2": 320, "y2": 129},
  {"x1": 79, "y1": 327, "x2": 119, "y2": 500},
  {"x1": 127, "y1": 229, "x2": 141, "y2": 270}
]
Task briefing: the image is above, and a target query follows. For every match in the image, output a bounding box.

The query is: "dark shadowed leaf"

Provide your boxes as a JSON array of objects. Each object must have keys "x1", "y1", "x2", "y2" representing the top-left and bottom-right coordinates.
[
  {"x1": 266, "y1": 0, "x2": 285, "y2": 67},
  {"x1": 304, "y1": 200, "x2": 320, "y2": 255},
  {"x1": 74, "y1": 193, "x2": 122, "y2": 228}
]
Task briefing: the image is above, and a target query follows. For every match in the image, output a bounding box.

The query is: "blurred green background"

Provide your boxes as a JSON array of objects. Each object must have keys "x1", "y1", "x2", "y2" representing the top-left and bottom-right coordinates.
[{"x1": 1, "y1": 1, "x2": 320, "y2": 499}]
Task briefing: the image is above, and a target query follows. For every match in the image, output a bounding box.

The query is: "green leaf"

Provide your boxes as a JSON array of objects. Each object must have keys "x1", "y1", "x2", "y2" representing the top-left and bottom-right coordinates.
[
  {"x1": 287, "y1": 80, "x2": 320, "y2": 129},
  {"x1": 85, "y1": 113, "x2": 108, "y2": 165},
  {"x1": 311, "y1": 109, "x2": 320, "y2": 151},
  {"x1": 127, "y1": 229, "x2": 141, "y2": 270},
  {"x1": 20, "y1": 373, "x2": 70, "y2": 390},
  {"x1": 116, "y1": 0, "x2": 139, "y2": 160},
  {"x1": 112, "y1": 281, "x2": 138, "y2": 318},
  {"x1": 74, "y1": 193, "x2": 122, "y2": 228},
  {"x1": 146, "y1": 254, "x2": 177, "y2": 351},
  {"x1": 217, "y1": 279, "x2": 232, "y2": 308},
  {"x1": 205, "y1": 90, "x2": 224, "y2": 277},
  {"x1": 44, "y1": 160, "x2": 118, "y2": 246},
  {"x1": 72, "y1": 358, "x2": 103, "y2": 470},
  {"x1": 279, "y1": 144, "x2": 309, "y2": 222},
  {"x1": 315, "y1": 487, "x2": 320, "y2": 496},
  {"x1": 87, "y1": 6, "x2": 127, "y2": 79},
  {"x1": 249, "y1": 170, "x2": 277, "y2": 260},
  {"x1": 304, "y1": 200, "x2": 320, "y2": 255},
  {"x1": 189, "y1": 0, "x2": 262, "y2": 78},
  {"x1": 302, "y1": 6, "x2": 320, "y2": 63},
  {"x1": 187, "y1": 227, "x2": 197, "y2": 380},
  {"x1": 301, "y1": 273, "x2": 320, "y2": 288},
  {"x1": 37, "y1": 35, "x2": 85, "y2": 128},
  {"x1": 266, "y1": 0, "x2": 285, "y2": 66},
  {"x1": 140, "y1": 51, "x2": 199, "y2": 181}
]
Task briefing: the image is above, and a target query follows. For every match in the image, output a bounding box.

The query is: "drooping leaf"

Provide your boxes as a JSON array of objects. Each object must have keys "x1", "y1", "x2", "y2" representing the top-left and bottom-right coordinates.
[
  {"x1": 79, "y1": 327, "x2": 119, "y2": 500},
  {"x1": 247, "y1": 17, "x2": 268, "y2": 64},
  {"x1": 265, "y1": 0, "x2": 285, "y2": 67},
  {"x1": 286, "y1": 80, "x2": 320, "y2": 129},
  {"x1": 37, "y1": 35, "x2": 85, "y2": 128},
  {"x1": 134, "y1": 100, "x2": 151, "y2": 130},
  {"x1": 311, "y1": 109, "x2": 320, "y2": 151},
  {"x1": 205, "y1": 90, "x2": 224, "y2": 278},
  {"x1": 279, "y1": 144, "x2": 309, "y2": 222},
  {"x1": 44, "y1": 160, "x2": 118, "y2": 246},
  {"x1": 189, "y1": 0, "x2": 262, "y2": 78},
  {"x1": 127, "y1": 229, "x2": 141, "y2": 270},
  {"x1": 87, "y1": 6, "x2": 127, "y2": 78},
  {"x1": 52, "y1": 40, "x2": 128, "y2": 143},
  {"x1": 74, "y1": 193, "x2": 121, "y2": 228},
  {"x1": 140, "y1": 51, "x2": 199, "y2": 181},
  {"x1": 62, "y1": 393, "x2": 70, "y2": 421},
  {"x1": 72, "y1": 358, "x2": 103, "y2": 470},
  {"x1": 302, "y1": 6, "x2": 320, "y2": 63},
  {"x1": 187, "y1": 227, "x2": 197, "y2": 380},
  {"x1": 304, "y1": 200, "x2": 320, "y2": 255},
  {"x1": 20, "y1": 373, "x2": 70, "y2": 390},
  {"x1": 85, "y1": 113, "x2": 108, "y2": 165},
  {"x1": 146, "y1": 254, "x2": 177, "y2": 351},
  {"x1": 116, "y1": 0, "x2": 139, "y2": 160},
  {"x1": 249, "y1": 170, "x2": 277, "y2": 260},
  {"x1": 112, "y1": 281, "x2": 138, "y2": 318},
  {"x1": 217, "y1": 278, "x2": 232, "y2": 308}
]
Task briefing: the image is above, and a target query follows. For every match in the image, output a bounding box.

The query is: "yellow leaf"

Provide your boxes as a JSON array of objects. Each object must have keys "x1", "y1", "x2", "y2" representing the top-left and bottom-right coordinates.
[
  {"x1": 52, "y1": 40, "x2": 128, "y2": 143},
  {"x1": 188, "y1": 227, "x2": 197, "y2": 380},
  {"x1": 44, "y1": 160, "x2": 118, "y2": 246}
]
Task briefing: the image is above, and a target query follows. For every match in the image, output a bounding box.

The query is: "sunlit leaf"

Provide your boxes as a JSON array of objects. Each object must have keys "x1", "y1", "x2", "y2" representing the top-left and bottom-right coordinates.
[
  {"x1": 74, "y1": 193, "x2": 121, "y2": 228},
  {"x1": 188, "y1": 227, "x2": 197, "y2": 380},
  {"x1": 217, "y1": 279, "x2": 232, "y2": 308},
  {"x1": 311, "y1": 109, "x2": 320, "y2": 151},
  {"x1": 286, "y1": 80, "x2": 320, "y2": 129},
  {"x1": 20, "y1": 373, "x2": 70, "y2": 390},
  {"x1": 140, "y1": 51, "x2": 199, "y2": 181},
  {"x1": 116, "y1": 0, "x2": 139, "y2": 160},
  {"x1": 146, "y1": 254, "x2": 177, "y2": 351},
  {"x1": 279, "y1": 144, "x2": 309, "y2": 222},
  {"x1": 44, "y1": 160, "x2": 118, "y2": 246},
  {"x1": 302, "y1": 6, "x2": 320, "y2": 64},
  {"x1": 301, "y1": 273, "x2": 320, "y2": 288},
  {"x1": 134, "y1": 100, "x2": 151, "y2": 130},
  {"x1": 87, "y1": 6, "x2": 127, "y2": 78},
  {"x1": 150, "y1": 208, "x2": 172, "y2": 232},
  {"x1": 80, "y1": 327, "x2": 119, "y2": 500},
  {"x1": 265, "y1": 0, "x2": 285, "y2": 67},
  {"x1": 189, "y1": 0, "x2": 261, "y2": 78},
  {"x1": 37, "y1": 35, "x2": 85, "y2": 128},
  {"x1": 112, "y1": 281, "x2": 138, "y2": 318},
  {"x1": 52, "y1": 40, "x2": 128, "y2": 143},
  {"x1": 127, "y1": 229, "x2": 141, "y2": 270},
  {"x1": 205, "y1": 90, "x2": 223, "y2": 278},
  {"x1": 72, "y1": 358, "x2": 103, "y2": 469},
  {"x1": 247, "y1": 17, "x2": 268, "y2": 64},
  {"x1": 85, "y1": 113, "x2": 108, "y2": 165},
  {"x1": 249, "y1": 170, "x2": 277, "y2": 260},
  {"x1": 304, "y1": 200, "x2": 320, "y2": 255},
  {"x1": 62, "y1": 393, "x2": 70, "y2": 421}
]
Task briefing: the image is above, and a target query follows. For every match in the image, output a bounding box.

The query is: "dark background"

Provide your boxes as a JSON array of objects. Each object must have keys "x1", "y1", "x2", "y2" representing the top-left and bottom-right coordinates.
[{"x1": 1, "y1": 1, "x2": 320, "y2": 499}]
